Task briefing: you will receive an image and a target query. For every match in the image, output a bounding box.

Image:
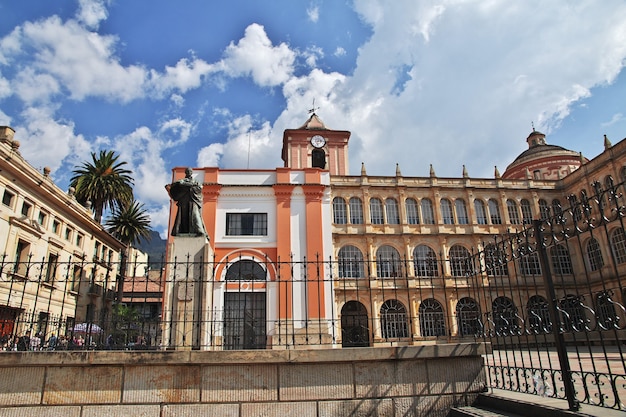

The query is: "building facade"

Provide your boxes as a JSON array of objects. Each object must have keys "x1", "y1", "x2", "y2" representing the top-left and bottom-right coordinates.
[
  {"x1": 164, "y1": 114, "x2": 626, "y2": 350},
  {"x1": 0, "y1": 126, "x2": 124, "y2": 348}
]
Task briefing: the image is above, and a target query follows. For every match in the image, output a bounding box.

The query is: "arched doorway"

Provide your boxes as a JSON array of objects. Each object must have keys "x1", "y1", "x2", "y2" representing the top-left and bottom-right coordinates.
[
  {"x1": 341, "y1": 301, "x2": 369, "y2": 347},
  {"x1": 223, "y1": 260, "x2": 267, "y2": 350}
]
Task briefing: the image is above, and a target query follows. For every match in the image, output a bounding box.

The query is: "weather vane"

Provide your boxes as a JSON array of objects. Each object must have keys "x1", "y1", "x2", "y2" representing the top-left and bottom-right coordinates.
[{"x1": 308, "y1": 98, "x2": 320, "y2": 115}]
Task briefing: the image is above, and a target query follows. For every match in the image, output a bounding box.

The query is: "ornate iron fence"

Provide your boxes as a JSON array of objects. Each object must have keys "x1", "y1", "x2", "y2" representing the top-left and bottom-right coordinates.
[{"x1": 464, "y1": 178, "x2": 626, "y2": 412}]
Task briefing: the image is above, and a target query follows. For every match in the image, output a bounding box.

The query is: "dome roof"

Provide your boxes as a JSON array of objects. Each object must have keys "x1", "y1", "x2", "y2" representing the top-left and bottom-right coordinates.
[{"x1": 502, "y1": 130, "x2": 584, "y2": 179}]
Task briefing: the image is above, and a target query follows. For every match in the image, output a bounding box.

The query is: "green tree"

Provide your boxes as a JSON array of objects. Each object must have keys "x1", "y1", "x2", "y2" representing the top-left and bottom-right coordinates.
[
  {"x1": 105, "y1": 200, "x2": 152, "y2": 302},
  {"x1": 70, "y1": 150, "x2": 134, "y2": 223}
]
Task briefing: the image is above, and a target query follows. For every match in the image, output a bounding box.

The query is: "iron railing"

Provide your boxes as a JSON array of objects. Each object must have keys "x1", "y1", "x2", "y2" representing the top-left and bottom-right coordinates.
[{"x1": 464, "y1": 178, "x2": 626, "y2": 412}]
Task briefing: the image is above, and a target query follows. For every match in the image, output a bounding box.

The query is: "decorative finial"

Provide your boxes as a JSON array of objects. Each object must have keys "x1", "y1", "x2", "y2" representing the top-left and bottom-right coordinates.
[
  {"x1": 531, "y1": 121, "x2": 535, "y2": 132},
  {"x1": 604, "y1": 134, "x2": 612, "y2": 150},
  {"x1": 579, "y1": 152, "x2": 585, "y2": 164},
  {"x1": 361, "y1": 162, "x2": 367, "y2": 176},
  {"x1": 462, "y1": 165, "x2": 468, "y2": 178},
  {"x1": 494, "y1": 166, "x2": 501, "y2": 179},
  {"x1": 525, "y1": 167, "x2": 531, "y2": 179},
  {"x1": 429, "y1": 164, "x2": 436, "y2": 178},
  {"x1": 308, "y1": 98, "x2": 320, "y2": 115},
  {"x1": 396, "y1": 163, "x2": 401, "y2": 177}
]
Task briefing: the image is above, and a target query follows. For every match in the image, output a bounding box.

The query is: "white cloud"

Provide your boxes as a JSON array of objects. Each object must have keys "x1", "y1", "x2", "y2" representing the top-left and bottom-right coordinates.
[
  {"x1": 149, "y1": 57, "x2": 216, "y2": 97},
  {"x1": 10, "y1": 16, "x2": 147, "y2": 103},
  {"x1": 76, "y1": 0, "x2": 109, "y2": 30},
  {"x1": 217, "y1": 23, "x2": 296, "y2": 87},
  {"x1": 334, "y1": 47, "x2": 346, "y2": 57},
  {"x1": 602, "y1": 113, "x2": 624, "y2": 127},
  {"x1": 17, "y1": 106, "x2": 92, "y2": 177},
  {"x1": 307, "y1": 5, "x2": 320, "y2": 23},
  {"x1": 332, "y1": 0, "x2": 626, "y2": 177}
]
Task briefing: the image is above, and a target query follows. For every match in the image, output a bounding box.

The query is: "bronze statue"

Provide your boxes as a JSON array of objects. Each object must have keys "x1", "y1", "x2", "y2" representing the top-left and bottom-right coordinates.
[{"x1": 165, "y1": 168, "x2": 207, "y2": 237}]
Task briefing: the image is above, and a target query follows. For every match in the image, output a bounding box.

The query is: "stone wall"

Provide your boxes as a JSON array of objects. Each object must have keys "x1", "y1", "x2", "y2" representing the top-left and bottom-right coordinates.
[{"x1": 0, "y1": 343, "x2": 487, "y2": 417}]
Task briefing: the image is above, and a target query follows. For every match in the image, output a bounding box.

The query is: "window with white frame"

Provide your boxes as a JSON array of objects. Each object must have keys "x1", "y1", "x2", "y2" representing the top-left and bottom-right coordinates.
[
  {"x1": 610, "y1": 228, "x2": 626, "y2": 264},
  {"x1": 226, "y1": 213, "x2": 268, "y2": 236},
  {"x1": 421, "y1": 198, "x2": 435, "y2": 224},
  {"x1": 376, "y1": 245, "x2": 402, "y2": 278},
  {"x1": 507, "y1": 199, "x2": 520, "y2": 225},
  {"x1": 385, "y1": 198, "x2": 400, "y2": 224},
  {"x1": 349, "y1": 197, "x2": 364, "y2": 224},
  {"x1": 550, "y1": 244, "x2": 573, "y2": 275},
  {"x1": 413, "y1": 245, "x2": 438, "y2": 277},
  {"x1": 586, "y1": 238, "x2": 604, "y2": 271},
  {"x1": 474, "y1": 199, "x2": 487, "y2": 225},
  {"x1": 332, "y1": 197, "x2": 347, "y2": 224},
  {"x1": 488, "y1": 199, "x2": 502, "y2": 224},
  {"x1": 455, "y1": 199, "x2": 468, "y2": 224},
  {"x1": 338, "y1": 245, "x2": 364, "y2": 278},
  {"x1": 440, "y1": 198, "x2": 454, "y2": 224},
  {"x1": 380, "y1": 299, "x2": 409, "y2": 338},
  {"x1": 405, "y1": 198, "x2": 419, "y2": 224},
  {"x1": 369, "y1": 198, "x2": 384, "y2": 224},
  {"x1": 520, "y1": 199, "x2": 533, "y2": 224}
]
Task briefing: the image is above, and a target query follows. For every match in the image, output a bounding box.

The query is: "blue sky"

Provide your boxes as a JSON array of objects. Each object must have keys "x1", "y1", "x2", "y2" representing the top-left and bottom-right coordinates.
[{"x1": 1, "y1": 0, "x2": 625, "y2": 237}]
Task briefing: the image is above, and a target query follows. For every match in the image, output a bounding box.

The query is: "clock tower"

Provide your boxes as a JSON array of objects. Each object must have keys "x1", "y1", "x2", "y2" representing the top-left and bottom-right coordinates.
[{"x1": 281, "y1": 113, "x2": 351, "y2": 175}]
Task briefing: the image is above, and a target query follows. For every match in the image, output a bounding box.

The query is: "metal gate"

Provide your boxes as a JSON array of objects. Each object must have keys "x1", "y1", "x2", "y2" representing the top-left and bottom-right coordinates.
[{"x1": 465, "y1": 179, "x2": 626, "y2": 411}]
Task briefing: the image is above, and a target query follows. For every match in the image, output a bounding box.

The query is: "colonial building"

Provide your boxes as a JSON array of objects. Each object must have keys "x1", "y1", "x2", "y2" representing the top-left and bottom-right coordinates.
[
  {"x1": 164, "y1": 113, "x2": 626, "y2": 350},
  {"x1": 0, "y1": 126, "x2": 124, "y2": 345}
]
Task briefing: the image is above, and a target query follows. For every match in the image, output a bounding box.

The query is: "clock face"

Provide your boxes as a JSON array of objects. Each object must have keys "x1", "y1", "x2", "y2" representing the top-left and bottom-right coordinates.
[{"x1": 311, "y1": 135, "x2": 326, "y2": 148}]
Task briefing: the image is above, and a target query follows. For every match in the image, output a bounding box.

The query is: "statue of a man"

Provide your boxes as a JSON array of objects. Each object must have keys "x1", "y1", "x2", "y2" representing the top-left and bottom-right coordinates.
[{"x1": 165, "y1": 168, "x2": 207, "y2": 237}]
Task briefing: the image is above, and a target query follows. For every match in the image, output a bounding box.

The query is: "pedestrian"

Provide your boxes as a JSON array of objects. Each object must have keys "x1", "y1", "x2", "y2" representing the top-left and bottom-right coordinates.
[
  {"x1": 30, "y1": 332, "x2": 41, "y2": 351},
  {"x1": 17, "y1": 330, "x2": 30, "y2": 351},
  {"x1": 47, "y1": 333, "x2": 58, "y2": 351}
]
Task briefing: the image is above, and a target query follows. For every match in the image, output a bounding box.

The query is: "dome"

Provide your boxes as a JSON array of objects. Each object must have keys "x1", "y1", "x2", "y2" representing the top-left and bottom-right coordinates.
[{"x1": 502, "y1": 131, "x2": 585, "y2": 180}]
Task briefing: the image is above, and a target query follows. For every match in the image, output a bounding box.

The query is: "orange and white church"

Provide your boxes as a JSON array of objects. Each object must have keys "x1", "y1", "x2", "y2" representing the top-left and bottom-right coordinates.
[{"x1": 163, "y1": 113, "x2": 351, "y2": 350}]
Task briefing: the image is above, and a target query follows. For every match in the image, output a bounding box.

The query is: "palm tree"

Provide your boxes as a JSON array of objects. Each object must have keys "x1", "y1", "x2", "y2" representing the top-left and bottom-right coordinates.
[
  {"x1": 105, "y1": 200, "x2": 152, "y2": 303},
  {"x1": 70, "y1": 150, "x2": 134, "y2": 223}
]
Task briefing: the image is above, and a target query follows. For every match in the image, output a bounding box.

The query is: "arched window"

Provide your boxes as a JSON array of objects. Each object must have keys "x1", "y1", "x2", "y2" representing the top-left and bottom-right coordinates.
[
  {"x1": 527, "y1": 295, "x2": 551, "y2": 334},
  {"x1": 349, "y1": 197, "x2": 364, "y2": 224},
  {"x1": 474, "y1": 199, "x2": 487, "y2": 225},
  {"x1": 385, "y1": 198, "x2": 400, "y2": 224},
  {"x1": 538, "y1": 199, "x2": 550, "y2": 220},
  {"x1": 488, "y1": 199, "x2": 502, "y2": 224},
  {"x1": 520, "y1": 199, "x2": 533, "y2": 224},
  {"x1": 492, "y1": 296, "x2": 519, "y2": 335},
  {"x1": 560, "y1": 295, "x2": 587, "y2": 332},
  {"x1": 370, "y1": 198, "x2": 384, "y2": 224},
  {"x1": 519, "y1": 244, "x2": 541, "y2": 276},
  {"x1": 457, "y1": 297, "x2": 481, "y2": 337},
  {"x1": 405, "y1": 198, "x2": 420, "y2": 224},
  {"x1": 332, "y1": 197, "x2": 347, "y2": 224},
  {"x1": 455, "y1": 199, "x2": 469, "y2": 224},
  {"x1": 484, "y1": 244, "x2": 508, "y2": 276},
  {"x1": 337, "y1": 245, "x2": 364, "y2": 278},
  {"x1": 449, "y1": 245, "x2": 471, "y2": 277},
  {"x1": 550, "y1": 244, "x2": 573, "y2": 275},
  {"x1": 507, "y1": 199, "x2": 520, "y2": 225},
  {"x1": 413, "y1": 245, "x2": 438, "y2": 277},
  {"x1": 312, "y1": 149, "x2": 325, "y2": 169},
  {"x1": 225, "y1": 260, "x2": 266, "y2": 281},
  {"x1": 610, "y1": 228, "x2": 626, "y2": 264},
  {"x1": 380, "y1": 299, "x2": 409, "y2": 339},
  {"x1": 376, "y1": 246, "x2": 402, "y2": 278},
  {"x1": 419, "y1": 298, "x2": 446, "y2": 337},
  {"x1": 440, "y1": 198, "x2": 454, "y2": 224},
  {"x1": 421, "y1": 198, "x2": 435, "y2": 224},
  {"x1": 596, "y1": 291, "x2": 618, "y2": 330},
  {"x1": 586, "y1": 238, "x2": 604, "y2": 271}
]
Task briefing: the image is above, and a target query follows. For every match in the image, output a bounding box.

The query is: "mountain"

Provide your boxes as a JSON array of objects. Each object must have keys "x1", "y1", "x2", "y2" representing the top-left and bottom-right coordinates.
[{"x1": 135, "y1": 230, "x2": 167, "y2": 265}]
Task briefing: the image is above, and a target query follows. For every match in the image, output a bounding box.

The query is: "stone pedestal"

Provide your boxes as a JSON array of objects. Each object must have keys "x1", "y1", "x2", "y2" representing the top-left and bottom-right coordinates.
[{"x1": 163, "y1": 236, "x2": 212, "y2": 350}]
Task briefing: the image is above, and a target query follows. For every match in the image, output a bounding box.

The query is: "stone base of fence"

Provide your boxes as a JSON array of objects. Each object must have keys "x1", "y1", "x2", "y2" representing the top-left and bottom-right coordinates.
[{"x1": 0, "y1": 343, "x2": 488, "y2": 417}]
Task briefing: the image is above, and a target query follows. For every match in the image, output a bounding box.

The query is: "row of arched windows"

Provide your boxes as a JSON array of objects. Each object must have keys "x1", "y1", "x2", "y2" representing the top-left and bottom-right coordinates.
[
  {"x1": 332, "y1": 196, "x2": 540, "y2": 226},
  {"x1": 363, "y1": 290, "x2": 620, "y2": 341},
  {"x1": 337, "y1": 227, "x2": 626, "y2": 279}
]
